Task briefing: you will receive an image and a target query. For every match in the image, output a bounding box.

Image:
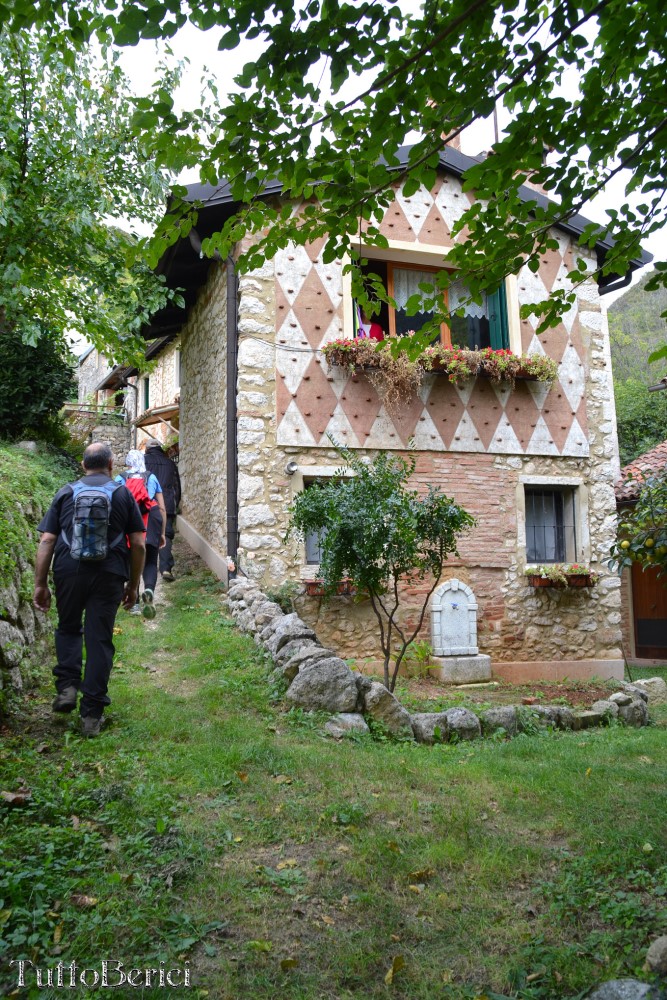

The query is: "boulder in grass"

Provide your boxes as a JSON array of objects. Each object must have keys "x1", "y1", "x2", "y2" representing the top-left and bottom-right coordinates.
[
  {"x1": 442, "y1": 707, "x2": 481, "y2": 741},
  {"x1": 610, "y1": 692, "x2": 633, "y2": 707},
  {"x1": 411, "y1": 712, "x2": 450, "y2": 744},
  {"x1": 532, "y1": 705, "x2": 575, "y2": 730},
  {"x1": 276, "y1": 644, "x2": 334, "y2": 670},
  {"x1": 584, "y1": 980, "x2": 657, "y2": 1000},
  {"x1": 621, "y1": 682, "x2": 649, "y2": 703},
  {"x1": 645, "y1": 935, "x2": 667, "y2": 975},
  {"x1": 325, "y1": 713, "x2": 370, "y2": 739},
  {"x1": 591, "y1": 699, "x2": 620, "y2": 719},
  {"x1": 630, "y1": 677, "x2": 667, "y2": 705},
  {"x1": 286, "y1": 658, "x2": 358, "y2": 713},
  {"x1": 363, "y1": 681, "x2": 415, "y2": 739},
  {"x1": 265, "y1": 622, "x2": 318, "y2": 658},
  {"x1": 480, "y1": 705, "x2": 519, "y2": 737},
  {"x1": 618, "y1": 699, "x2": 649, "y2": 727}
]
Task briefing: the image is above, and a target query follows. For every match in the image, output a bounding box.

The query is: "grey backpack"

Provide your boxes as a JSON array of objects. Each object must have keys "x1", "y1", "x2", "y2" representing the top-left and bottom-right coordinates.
[{"x1": 62, "y1": 481, "x2": 124, "y2": 561}]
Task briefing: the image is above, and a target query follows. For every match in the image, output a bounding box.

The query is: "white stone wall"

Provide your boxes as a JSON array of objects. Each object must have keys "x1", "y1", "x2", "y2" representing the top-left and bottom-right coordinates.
[{"x1": 179, "y1": 264, "x2": 228, "y2": 558}]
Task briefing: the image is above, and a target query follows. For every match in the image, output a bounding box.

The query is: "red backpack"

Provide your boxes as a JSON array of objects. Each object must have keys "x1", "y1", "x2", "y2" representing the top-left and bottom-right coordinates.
[{"x1": 120, "y1": 472, "x2": 155, "y2": 527}]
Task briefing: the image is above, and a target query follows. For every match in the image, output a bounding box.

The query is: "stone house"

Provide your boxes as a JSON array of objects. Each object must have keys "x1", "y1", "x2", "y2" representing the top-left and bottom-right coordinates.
[
  {"x1": 616, "y1": 439, "x2": 667, "y2": 663},
  {"x1": 145, "y1": 145, "x2": 650, "y2": 680}
]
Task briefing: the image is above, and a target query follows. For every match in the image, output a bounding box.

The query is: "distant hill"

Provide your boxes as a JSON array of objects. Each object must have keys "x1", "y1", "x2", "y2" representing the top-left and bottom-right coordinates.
[
  {"x1": 608, "y1": 268, "x2": 667, "y2": 383},
  {"x1": 608, "y1": 268, "x2": 667, "y2": 467}
]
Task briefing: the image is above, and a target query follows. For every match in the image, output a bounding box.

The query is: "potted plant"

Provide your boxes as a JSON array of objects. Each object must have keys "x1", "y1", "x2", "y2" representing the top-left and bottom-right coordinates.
[{"x1": 304, "y1": 577, "x2": 356, "y2": 597}]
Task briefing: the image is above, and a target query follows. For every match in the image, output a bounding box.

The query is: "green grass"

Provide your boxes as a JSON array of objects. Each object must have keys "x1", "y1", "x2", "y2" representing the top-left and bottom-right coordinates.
[{"x1": 1, "y1": 551, "x2": 666, "y2": 999}]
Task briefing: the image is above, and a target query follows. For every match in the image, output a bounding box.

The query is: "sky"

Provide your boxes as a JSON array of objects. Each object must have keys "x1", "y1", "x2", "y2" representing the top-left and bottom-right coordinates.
[{"x1": 117, "y1": 17, "x2": 665, "y2": 304}]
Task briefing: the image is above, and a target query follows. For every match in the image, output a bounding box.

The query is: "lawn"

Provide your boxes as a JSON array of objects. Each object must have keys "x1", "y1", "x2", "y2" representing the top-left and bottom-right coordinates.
[{"x1": 1, "y1": 545, "x2": 666, "y2": 999}]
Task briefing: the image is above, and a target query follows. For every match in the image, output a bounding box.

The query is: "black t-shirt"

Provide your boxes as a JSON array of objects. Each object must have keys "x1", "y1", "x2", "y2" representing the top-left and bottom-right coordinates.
[{"x1": 38, "y1": 473, "x2": 146, "y2": 579}]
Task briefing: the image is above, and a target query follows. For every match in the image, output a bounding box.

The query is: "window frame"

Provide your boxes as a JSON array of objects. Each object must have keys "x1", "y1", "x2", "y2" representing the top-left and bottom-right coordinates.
[
  {"x1": 344, "y1": 243, "x2": 516, "y2": 352},
  {"x1": 517, "y1": 475, "x2": 590, "y2": 571},
  {"x1": 288, "y1": 464, "x2": 356, "y2": 579}
]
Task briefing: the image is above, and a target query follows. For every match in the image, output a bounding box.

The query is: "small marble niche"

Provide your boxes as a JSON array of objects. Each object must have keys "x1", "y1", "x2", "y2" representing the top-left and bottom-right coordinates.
[{"x1": 430, "y1": 579, "x2": 491, "y2": 684}]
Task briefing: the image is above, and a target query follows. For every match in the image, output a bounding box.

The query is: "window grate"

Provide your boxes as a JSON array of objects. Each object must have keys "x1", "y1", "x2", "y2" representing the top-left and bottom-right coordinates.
[{"x1": 525, "y1": 488, "x2": 577, "y2": 563}]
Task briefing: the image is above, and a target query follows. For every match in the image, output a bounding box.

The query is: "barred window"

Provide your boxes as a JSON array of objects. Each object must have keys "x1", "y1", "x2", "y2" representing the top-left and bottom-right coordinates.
[{"x1": 525, "y1": 487, "x2": 578, "y2": 563}]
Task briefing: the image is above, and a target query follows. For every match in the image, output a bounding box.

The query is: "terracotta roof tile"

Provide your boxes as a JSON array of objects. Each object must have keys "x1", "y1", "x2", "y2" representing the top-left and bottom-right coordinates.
[{"x1": 615, "y1": 439, "x2": 667, "y2": 501}]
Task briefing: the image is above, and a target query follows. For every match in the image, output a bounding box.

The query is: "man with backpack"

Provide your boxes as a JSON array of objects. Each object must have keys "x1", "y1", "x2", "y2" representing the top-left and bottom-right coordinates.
[
  {"x1": 33, "y1": 442, "x2": 146, "y2": 737},
  {"x1": 144, "y1": 439, "x2": 181, "y2": 581}
]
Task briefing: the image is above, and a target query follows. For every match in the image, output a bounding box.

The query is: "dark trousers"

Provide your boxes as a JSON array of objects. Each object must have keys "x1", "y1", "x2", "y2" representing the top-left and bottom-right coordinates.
[
  {"x1": 158, "y1": 515, "x2": 176, "y2": 574},
  {"x1": 144, "y1": 544, "x2": 159, "y2": 593},
  {"x1": 53, "y1": 572, "x2": 125, "y2": 718}
]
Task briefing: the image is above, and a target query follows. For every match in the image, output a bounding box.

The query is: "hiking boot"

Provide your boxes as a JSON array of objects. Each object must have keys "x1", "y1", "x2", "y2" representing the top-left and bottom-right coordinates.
[
  {"x1": 52, "y1": 685, "x2": 78, "y2": 713},
  {"x1": 141, "y1": 588, "x2": 156, "y2": 619},
  {"x1": 162, "y1": 570, "x2": 174, "y2": 582},
  {"x1": 80, "y1": 716, "x2": 103, "y2": 738},
  {"x1": 129, "y1": 603, "x2": 142, "y2": 616}
]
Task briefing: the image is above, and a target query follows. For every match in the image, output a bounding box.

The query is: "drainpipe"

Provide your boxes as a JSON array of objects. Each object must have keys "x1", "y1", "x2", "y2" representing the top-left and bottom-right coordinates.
[{"x1": 226, "y1": 255, "x2": 239, "y2": 581}]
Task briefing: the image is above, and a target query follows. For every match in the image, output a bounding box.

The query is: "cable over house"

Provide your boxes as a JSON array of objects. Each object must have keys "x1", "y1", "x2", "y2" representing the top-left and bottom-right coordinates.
[{"x1": 140, "y1": 145, "x2": 650, "y2": 682}]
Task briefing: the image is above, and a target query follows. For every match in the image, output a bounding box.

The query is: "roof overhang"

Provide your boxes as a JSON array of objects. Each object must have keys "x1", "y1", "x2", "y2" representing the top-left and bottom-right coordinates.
[
  {"x1": 144, "y1": 144, "x2": 651, "y2": 342},
  {"x1": 134, "y1": 402, "x2": 180, "y2": 430}
]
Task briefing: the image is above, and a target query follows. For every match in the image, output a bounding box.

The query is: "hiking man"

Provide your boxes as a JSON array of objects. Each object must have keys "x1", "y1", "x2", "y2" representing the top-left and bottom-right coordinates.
[
  {"x1": 144, "y1": 439, "x2": 181, "y2": 581},
  {"x1": 33, "y1": 442, "x2": 146, "y2": 736}
]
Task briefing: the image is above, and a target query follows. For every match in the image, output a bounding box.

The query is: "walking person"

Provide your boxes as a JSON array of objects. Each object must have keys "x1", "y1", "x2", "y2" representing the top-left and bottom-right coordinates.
[
  {"x1": 33, "y1": 442, "x2": 146, "y2": 736},
  {"x1": 116, "y1": 449, "x2": 167, "y2": 617},
  {"x1": 144, "y1": 439, "x2": 181, "y2": 582}
]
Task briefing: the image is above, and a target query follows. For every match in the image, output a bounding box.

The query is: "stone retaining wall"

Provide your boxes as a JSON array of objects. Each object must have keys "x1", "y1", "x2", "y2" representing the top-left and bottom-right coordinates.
[{"x1": 224, "y1": 578, "x2": 658, "y2": 742}]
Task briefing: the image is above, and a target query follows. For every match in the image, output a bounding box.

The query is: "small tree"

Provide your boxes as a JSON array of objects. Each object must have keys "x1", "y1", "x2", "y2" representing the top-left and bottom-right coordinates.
[
  {"x1": 287, "y1": 448, "x2": 475, "y2": 692},
  {"x1": 610, "y1": 472, "x2": 667, "y2": 580}
]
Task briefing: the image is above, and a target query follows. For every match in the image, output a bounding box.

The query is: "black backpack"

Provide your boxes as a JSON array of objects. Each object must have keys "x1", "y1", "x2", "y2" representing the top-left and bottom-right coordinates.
[{"x1": 62, "y1": 480, "x2": 124, "y2": 562}]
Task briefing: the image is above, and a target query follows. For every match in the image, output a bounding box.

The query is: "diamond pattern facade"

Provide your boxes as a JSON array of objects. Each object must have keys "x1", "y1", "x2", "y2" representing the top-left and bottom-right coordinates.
[{"x1": 276, "y1": 175, "x2": 592, "y2": 457}]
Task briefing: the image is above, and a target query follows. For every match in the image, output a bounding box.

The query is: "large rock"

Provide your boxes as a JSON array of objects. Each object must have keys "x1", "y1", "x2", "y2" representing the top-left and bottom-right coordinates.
[
  {"x1": 480, "y1": 705, "x2": 519, "y2": 737},
  {"x1": 621, "y1": 682, "x2": 650, "y2": 703},
  {"x1": 0, "y1": 621, "x2": 25, "y2": 668},
  {"x1": 325, "y1": 713, "x2": 370, "y2": 738},
  {"x1": 259, "y1": 611, "x2": 302, "y2": 643},
  {"x1": 532, "y1": 705, "x2": 575, "y2": 730},
  {"x1": 362, "y1": 681, "x2": 415, "y2": 738},
  {"x1": 252, "y1": 601, "x2": 284, "y2": 628},
  {"x1": 265, "y1": 621, "x2": 317, "y2": 658},
  {"x1": 573, "y1": 710, "x2": 605, "y2": 730},
  {"x1": 630, "y1": 677, "x2": 667, "y2": 705},
  {"x1": 610, "y1": 692, "x2": 633, "y2": 707},
  {"x1": 0, "y1": 580, "x2": 20, "y2": 620},
  {"x1": 585, "y1": 980, "x2": 660, "y2": 1000},
  {"x1": 276, "y1": 643, "x2": 334, "y2": 670},
  {"x1": 591, "y1": 699, "x2": 620, "y2": 719},
  {"x1": 618, "y1": 699, "x2": 649, "y2": 727},
  {"x1": 285, "y1": 658, "x2": 358, "y2": 712},
  {"x1": 442, "y1": 707, "x2": 481, "y2": 741},
  {"x1": 646, "y1": 935, "x2": 667, "y2": 975},
  {"x1": 411, "y1": 712, "x2": 450, "y2": 744}
]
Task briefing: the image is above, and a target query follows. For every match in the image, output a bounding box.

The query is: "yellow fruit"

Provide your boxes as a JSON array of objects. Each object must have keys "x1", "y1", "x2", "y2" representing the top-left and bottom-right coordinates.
[
  {"x1": 645, "y1": 537, "x2": 655, "y2": 547},
  {"x1": 656, "y1": 545, "x2": 667, "y2": 556},
  {"x1": 620, "y1": 540, "x2": 631, "y2": 549}
]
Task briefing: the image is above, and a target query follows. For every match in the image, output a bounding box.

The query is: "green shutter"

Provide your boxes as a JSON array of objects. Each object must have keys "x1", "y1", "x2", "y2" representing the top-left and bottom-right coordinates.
[{"x1": 488, "y1": 282, "x2": 509, "y2": 349}]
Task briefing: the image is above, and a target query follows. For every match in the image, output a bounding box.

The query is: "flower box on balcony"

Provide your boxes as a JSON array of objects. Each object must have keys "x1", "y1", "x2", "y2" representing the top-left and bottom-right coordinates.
[{"x1": 525, "y1": 565, "x2": 598, "y2": 589}]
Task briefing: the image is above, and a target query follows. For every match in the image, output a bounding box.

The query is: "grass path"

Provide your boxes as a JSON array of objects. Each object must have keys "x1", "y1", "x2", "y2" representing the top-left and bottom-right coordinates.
[{"x1": 1, "y1": 541, "x2": 666, "y2": 999}]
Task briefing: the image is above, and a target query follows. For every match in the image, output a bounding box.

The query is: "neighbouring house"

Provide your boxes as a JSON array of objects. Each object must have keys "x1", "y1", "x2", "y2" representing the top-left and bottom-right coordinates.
[
  {"x1": 616, "y1": 440, "x2": 667, "y2": 662},
  {"x1": 142, "y1": 145, "x2": 651, "y2": 681}
]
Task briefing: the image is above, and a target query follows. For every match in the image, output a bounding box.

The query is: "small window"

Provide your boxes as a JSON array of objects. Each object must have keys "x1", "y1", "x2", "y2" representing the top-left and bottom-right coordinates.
[
  {"x1": 174, "y1": 350, "x2": 181, "y2": 391},
  {"x1": 143, "y1": 377, "x2": 150, "y2": 411},
  {"x1": 525, "y1": 487, "x2": 578, "y2": 563},
  {"x1": 357, "y1": 258, "x2": 509, "y2": 348},
  {"x1": 303, "y1": 479, "x2": 328, "y2": 564}
]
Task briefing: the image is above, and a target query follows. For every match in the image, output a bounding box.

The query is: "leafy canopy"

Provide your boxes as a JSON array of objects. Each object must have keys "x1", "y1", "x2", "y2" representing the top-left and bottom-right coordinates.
[
  {"x1": 1, "y1": 0, "x2": 663, "y2": 351},
  {"x1": 0, "y1": 326, "x2": 76, "y2": 441},
  {"x1": 0, "y1": 26, "x2": 183, "y2": 366},
  {"x1": 287, "y1": 447, "x2": 475, "y2": 691}
]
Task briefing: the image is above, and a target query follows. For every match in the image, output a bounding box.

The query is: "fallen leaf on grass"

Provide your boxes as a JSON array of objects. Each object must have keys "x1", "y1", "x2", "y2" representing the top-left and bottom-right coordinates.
[
  {"x1": 390, "y1": 934, "x2": 401, "y2": 943},
  {"x1": 384, "y1": 955, "x2": 405, "y2": 985},
  {"x1": 276, "y1": 859, "x2": 298, "y2": 870},
  {"x1": 70, "y1": 895, "x2": 97, "y2": 909},
  {"x1": 273, "y1": 775, "x2": 292, "y2": 785},
  {"x1": 408, "y1": 884, "x2": 425, "y2": 894},
  {"x1": 113, "y1": 627, "x2": 123, "y2": 635},
  {"x1": 408, "y1": 867, "x2": 435, "y2": 882},
  {"x1": 322, "y1": 915, "x2": 335, "y2": 926},
  {"x1": 236, "y1": 772, "x2": 249, "y2": 783},
  {"x1": 53, "y1": 923, "x2": 64, "y2": 945},
  {"x1": 247, "y1": 940, "x2": 272, "y2": 953},
  {"x1": 585, "y1": 767, "x2": 592, "y2": 778},
  {"x1": 441, "y1": 970, "x2": 453, "y2": 983},
  {"x1": 0, "y1": 791, "x2": 31, "y2": 806},
  {"x1": 71, "y1": 815, "x2": 80, "y2": 829},
  {"x1": 0, "y1": 910, "x2": 12, "y2": 925},
  {"x1": 643, "y1": 843, "x2": 654, "y2": 853},
  {"x1": 35, "y1": 743, "x2": 49, "y2": 754},
  {"x1": 280, "y1": 957, "x2": 299, "y2": 971}
]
